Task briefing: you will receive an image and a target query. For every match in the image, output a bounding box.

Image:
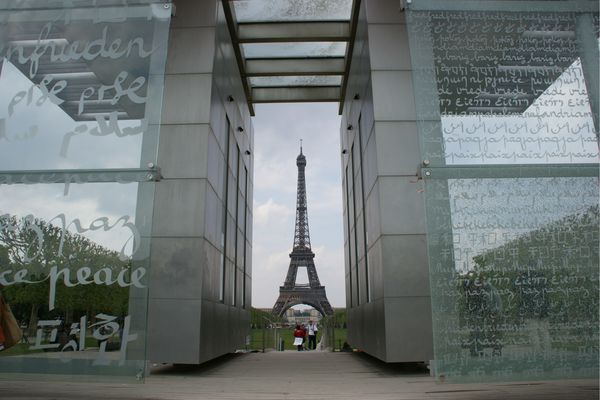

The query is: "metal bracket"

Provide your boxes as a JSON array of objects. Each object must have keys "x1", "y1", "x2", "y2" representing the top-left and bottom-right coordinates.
[{"x1": 0, "y1": 166, "x2": 163, "y2": 185}]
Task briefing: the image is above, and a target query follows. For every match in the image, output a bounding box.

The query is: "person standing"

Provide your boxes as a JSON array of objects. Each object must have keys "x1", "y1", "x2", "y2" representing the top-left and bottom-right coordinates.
[
  {"x1": 293, "y1": 324, "x2": 305, "y2": 351},
  {"x1": 307, "y1": 320, "x2": 318, "y2": 350}
]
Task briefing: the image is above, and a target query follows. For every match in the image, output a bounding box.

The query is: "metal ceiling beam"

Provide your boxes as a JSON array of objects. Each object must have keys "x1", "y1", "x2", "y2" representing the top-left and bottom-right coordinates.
[
  {"x1": 338, "y1": 0, "x2": 362, "y2": 115},
  {"x1": 221, "y1": 0, "x2": 255, "y2": 116},
  {"x1": 252, "y1": 86, "x2": 341, "y2": 103},
  {"x1": 246, "y1": 58, "x2": 345, "y2": 76},
  {"x1": 238, "y1": 21, "x2": 350, "y2": 43}
]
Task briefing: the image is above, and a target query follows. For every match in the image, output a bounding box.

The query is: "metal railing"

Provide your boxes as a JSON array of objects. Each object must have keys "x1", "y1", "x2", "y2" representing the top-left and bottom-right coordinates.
[
  {"x1": 249, "y1": 314, "x2": 346, "y2": 352},
  {"x1": 251, "y1": 316, "x2": 284, "y2": 352}
]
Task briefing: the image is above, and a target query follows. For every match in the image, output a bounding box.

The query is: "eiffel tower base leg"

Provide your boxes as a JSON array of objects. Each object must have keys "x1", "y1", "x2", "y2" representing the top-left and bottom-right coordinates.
[{"x1": 272, "y1": 287, "x2": 333, "y2": 317}]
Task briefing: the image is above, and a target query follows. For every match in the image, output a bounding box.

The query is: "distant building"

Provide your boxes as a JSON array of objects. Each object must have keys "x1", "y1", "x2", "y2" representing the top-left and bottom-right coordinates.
[{"x1": 284, "y1": 308, "x2": 322, "y2": 326}]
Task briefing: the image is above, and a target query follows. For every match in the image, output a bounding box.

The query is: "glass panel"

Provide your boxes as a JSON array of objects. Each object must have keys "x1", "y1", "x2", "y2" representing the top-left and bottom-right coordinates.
[
  {"x1": 407, "y1": 8, "x2": 599, "y2": 166},
  {"x1": 249, "y1": 76, "x2": 342, "y2": 87},
  {"x1": 408, "y1": 2, "x2": 600, "y2": 383},
  {"x1": 0, "y1": 2, "x2": 170, "y2": 382},
  {"x1": 232, "y1": 0, "x2": 352, "y2": 22},
  {"x1": 0, "y1": 181, "x2": 153, "y2": 381},
  {"x1": 425, "y1": 176, "x2": 599, "y2": 382},
  {"x1": 0, "y1": 4, "x2": 171, "y2": 170},
  {"x1": 243, "y1": 42, "x2": 347, "y2": 59}
]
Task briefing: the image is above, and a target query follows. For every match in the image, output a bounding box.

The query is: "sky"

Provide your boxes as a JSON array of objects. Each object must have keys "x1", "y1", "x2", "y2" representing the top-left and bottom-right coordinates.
[{"x1": 250, "y1": 103, "x2": 345, "y2": 309}]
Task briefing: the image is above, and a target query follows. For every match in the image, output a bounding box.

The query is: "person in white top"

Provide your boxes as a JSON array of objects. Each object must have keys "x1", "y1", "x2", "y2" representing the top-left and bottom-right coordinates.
[{"x1": 307, "y1": 320, "x2": 318, "y2": 350}]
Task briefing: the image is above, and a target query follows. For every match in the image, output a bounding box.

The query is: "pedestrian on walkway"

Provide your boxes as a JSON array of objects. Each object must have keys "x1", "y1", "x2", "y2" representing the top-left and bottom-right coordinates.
[
  {"x1": 293, "y1": 324, "x2": 305, "y2": 351},
  {"x1": 307, "y1": 320, "x2": 318, "y2": 350}
]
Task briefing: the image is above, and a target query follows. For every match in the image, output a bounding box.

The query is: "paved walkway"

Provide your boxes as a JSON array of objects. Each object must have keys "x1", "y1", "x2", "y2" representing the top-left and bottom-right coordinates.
[{"x1": 0, "y1": 351, "x2": 597, "y2": 400}]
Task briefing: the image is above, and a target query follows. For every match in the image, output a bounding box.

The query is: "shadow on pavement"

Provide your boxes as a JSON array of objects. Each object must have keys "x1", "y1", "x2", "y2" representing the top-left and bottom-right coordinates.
[
  {"x1": 150, "y1": 353, "x2": 243, "y2": 376},
  {"x1": 350, "y1": 351, "x2": 430, "y2": 377}
]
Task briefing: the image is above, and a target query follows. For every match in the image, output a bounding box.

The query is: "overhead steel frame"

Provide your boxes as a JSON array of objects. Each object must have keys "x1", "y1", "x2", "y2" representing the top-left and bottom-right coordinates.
[{"x1": 221, "y1": 0, "x2": 361, "y2": 114}]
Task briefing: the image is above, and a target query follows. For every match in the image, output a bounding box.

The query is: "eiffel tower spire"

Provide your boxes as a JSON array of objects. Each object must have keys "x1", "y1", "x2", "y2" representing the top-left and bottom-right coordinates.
[
  {"x1": 272, "y1": 146, "x2": 333, "y2": 317},
  {"x1": 293, "y1": 141, "x2": 311, "y2": 253}
]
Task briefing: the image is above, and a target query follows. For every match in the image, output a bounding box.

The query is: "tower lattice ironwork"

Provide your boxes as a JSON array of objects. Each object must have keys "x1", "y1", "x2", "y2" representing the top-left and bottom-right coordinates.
[{"x1": 272, "y1": 146, "x2": 334, "y2": 317}]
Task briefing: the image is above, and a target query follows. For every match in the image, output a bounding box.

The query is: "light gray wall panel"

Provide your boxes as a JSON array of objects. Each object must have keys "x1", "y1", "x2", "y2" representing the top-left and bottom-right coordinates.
[
  {"x1": 171, "y1": 0, "x2": 217, "y2": 28},
  {"x1": 375, "y1": 121, "x2": 421, "y2": 176},
  {"x1": 152, "y1": 179, "x2": 206, "y2": 237},
  {"x1": 367, "y1": 237, "x2": 384, "y2": 301},
  {"x1": 203, "y1": 183, "x2": 222, "y2": 248},
  {"x1": 209, "y1": 81, "x2": 228, "y2": 152},
  {"x1": 158, "y1": 124, "x2": 209, "y2": 179},
  {"x1": 357, "y1": 257, "x2": 367, "y2": 305},
  {"x1": 161, "y1": 74, "x2": 212, "y2": 124},
  {"x1": 147, "y1": 298, "x2": 201, "y2": 364},
  {"x1": 199, "y1": 302, "x2": 241, "y2": 363},
  {"x1": 347, "y1": 299, "x2": 386, "y2": 360},
  {"x1": 381, "y1": 235, "x2": 430, "y2": 297},
  {"x1": 368, "y1": 24, "x2": 412, "y2": 70},
  {"x1": 378, "y1": 176, "x2": 426, "y2": 235},
  {"x1": 365, "y1": 0, "x2": 405, "y2": 24},
  {"x1": 149, "y1": 237, "x2": 204, "y2": 299},
  {"x1": 372, "y1": 71, "x2": 416, "y2": 121},
  {"x1": 201, "y1": 240, "x2": 222, "y2": 302},
  {"x1": 384, "y1": 296, "x2": 433, "y2": 362},
  {"x1": 166, "y1": 27, "x2": 216, "y2": 74},
  {"x1": 365, "y1": 165, "x2": 382, "y2": 248},
  {"x1": 206, "y1": 128, "x2": 226, "y2": 198}
]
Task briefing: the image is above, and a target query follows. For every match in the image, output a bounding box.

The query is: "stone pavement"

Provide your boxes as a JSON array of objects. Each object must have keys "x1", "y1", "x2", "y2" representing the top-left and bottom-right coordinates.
[{"x1": 0, "y1": 351, "x2": 597, "y2": 400}]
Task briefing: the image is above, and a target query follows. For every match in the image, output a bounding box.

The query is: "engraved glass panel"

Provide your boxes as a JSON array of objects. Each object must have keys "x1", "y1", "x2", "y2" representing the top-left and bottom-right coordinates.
[
  {"x1": 0, "y1": 2, "x2": 170, "y2": 381},
  {"x1": 407, "y1": 7, "x2": 599, "y2": 166},
  {"x1": 0, "y1": 181, "x2": 153, "y2": 380},
  {"x1": 0, "y1": 3, "x2": 171, "y2": 170},
  {"x1": 424, "y1": 176, "x2": 599, "y2": 381},
  {"x1": 407, "y1": 1, "x2": 599, "y2": 382}
]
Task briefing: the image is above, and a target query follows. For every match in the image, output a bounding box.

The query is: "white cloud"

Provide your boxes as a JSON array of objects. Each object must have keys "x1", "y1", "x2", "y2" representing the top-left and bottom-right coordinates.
[{"x1": 254, "y1": 198, "x2": 294, "y2": 227}]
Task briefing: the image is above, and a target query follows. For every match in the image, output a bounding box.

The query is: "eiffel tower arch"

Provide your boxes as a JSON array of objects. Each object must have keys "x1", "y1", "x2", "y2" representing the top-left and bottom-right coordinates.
[{"x1": 272, "y1": 146, "x2": 334, "y2": 318}]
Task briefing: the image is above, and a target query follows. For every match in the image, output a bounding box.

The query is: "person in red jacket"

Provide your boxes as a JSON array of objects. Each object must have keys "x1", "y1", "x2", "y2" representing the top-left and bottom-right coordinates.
[{"x1": 293, "y1": 324, "x2": 305, "y2": 351}]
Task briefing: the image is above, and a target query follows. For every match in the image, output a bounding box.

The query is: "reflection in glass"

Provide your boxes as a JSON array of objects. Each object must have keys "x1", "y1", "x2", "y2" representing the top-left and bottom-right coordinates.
[
  {"x1": 0, "y1": 4, "x2": 170, "y2": 170},
  {"x1": 408, "y1": 5, "x2": 600, "y2": 382},
  {"x1": 408, "y1": 10, "x2": 599, "y2": 165},
  {"x1": 426, "y1": 177, "x2": 599, "y2": 381},
  {"x1": 0, "y1": 2, "x2": 170, "y2": 381},
  {"x1": 0, "y1": 182, "x2": 150, "y2": 378}
]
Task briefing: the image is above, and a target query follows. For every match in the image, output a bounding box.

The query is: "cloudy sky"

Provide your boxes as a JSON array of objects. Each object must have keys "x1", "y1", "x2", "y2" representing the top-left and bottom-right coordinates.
[{"x1": 250, "y1": 103, "x2": 346, "y2": 308}]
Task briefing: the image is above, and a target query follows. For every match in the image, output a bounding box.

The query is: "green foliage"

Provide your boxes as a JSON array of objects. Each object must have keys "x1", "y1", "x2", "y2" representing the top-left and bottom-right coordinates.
[
  {"x1": 333, "y1": 309, "x2": 347, "y2": 328},
  {"x1": 1, "y1": 213, "x2": 133, "y2": 324},
  {"x1": 457, "y1": 205, "x2": 599, "y2": 347},
  {"x1": 250, "y1": 307, "x2": 282, "y2": 328}
]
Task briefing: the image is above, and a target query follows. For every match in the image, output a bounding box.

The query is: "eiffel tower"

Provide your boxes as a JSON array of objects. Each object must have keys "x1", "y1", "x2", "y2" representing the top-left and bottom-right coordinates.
[{"x1": 272, "y1": 145, "x2": 334, "y2": 317}]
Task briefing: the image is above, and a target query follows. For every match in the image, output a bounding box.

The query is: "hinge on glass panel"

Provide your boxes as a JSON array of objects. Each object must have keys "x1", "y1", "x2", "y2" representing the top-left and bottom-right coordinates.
[
  {"x1": 163, "y1": 3, "x2": 176, "y2": 17},
  {"x1": 399, "y1": 0, "x2": 411, "y2": 11},
  {"x1": 415, "y1": 159, "x2": 431, "y2": 180},
  {"x1": 146, "y1": 163, "x2": 162, "y2": 182}
]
